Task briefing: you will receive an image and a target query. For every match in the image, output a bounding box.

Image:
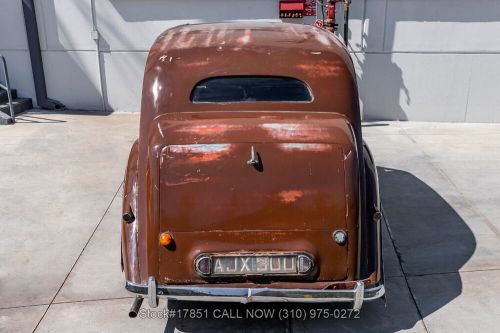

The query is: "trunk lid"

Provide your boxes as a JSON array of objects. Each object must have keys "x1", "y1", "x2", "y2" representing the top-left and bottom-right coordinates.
[
  {"x1": 160, "y1": 141, "x2": 347, "y2": 232},
  {"x1": 153, "y1": 112, "x2": 357, "y2": 282}
]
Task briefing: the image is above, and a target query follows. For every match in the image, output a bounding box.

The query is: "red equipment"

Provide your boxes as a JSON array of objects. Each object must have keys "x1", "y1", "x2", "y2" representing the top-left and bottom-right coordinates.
[
  {"x1": 279, "y1": 1, "x2": 305, "y2": 18},
  {"x1": 314, "y1": 0, "x2": 351, "y2": 44}
]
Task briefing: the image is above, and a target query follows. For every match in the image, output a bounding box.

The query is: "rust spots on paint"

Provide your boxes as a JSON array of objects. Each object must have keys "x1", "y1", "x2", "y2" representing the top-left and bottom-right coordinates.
[
  {"x1": 278, "y1": 190, "x2": 304, "y2": 203},
  {"x1": 189, "y1": 152, "x2": 227, "y2": 163},
  {"x1": 279, "y1": 143, "x2": 332, "y2": 152},
  {"x1": 176, "y1": 124, "x2": 243, "y2": 135},
  {"x1": 169, "y1": 144, "x2": 233, "y2": 163},
  {"x1": 165, "y1": 176, "x2": 211, "y2": 186},
  {"x1": 181, "y1": 59, "x2": 211, "y2": 68},
  {"x1": 261, "y1": 123, "x2": 331, "y2": 141},
  {"x1": 236, "y1": 29, "x2": 252, "y2": 45},
  {"x1": 297, "y1": 59, "x2": 345, "y2": 77}
]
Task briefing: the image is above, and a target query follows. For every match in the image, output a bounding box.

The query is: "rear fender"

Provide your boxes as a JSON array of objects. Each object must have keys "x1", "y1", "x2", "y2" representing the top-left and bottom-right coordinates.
[
  {"x1": 361, "y1": 141, "x2": 383, "y2": 284},
  {"x1": 122, "y1": 140, "x2": 140, "y2": 283}
]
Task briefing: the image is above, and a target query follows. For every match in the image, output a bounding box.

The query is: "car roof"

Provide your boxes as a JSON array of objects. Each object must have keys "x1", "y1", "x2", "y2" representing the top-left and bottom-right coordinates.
[
  {"x1": 140, "y1": 22, "x2": 357, "y2": 120},
  {"x1": 152, "y1": 22, "x2": 346, "y2": 55}
]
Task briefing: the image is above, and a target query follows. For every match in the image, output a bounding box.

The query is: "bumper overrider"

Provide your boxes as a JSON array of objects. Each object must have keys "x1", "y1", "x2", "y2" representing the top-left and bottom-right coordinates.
[{"x1": 125, "y1": 277, "x2": 385, "y2": 313}]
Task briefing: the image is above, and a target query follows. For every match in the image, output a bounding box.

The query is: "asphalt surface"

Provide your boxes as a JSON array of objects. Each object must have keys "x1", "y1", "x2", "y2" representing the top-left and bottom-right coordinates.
[{"x1": 1, "y1": 110, "x2": 499, "y2": 332}]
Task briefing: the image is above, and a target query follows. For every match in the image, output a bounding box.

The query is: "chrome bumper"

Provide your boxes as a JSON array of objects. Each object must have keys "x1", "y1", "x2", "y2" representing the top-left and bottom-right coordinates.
[{"x1": 126, "y1": 279, "x2": 385, "y2": 311}]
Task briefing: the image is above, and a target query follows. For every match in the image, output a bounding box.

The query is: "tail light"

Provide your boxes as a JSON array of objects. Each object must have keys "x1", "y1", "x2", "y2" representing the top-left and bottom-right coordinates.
[
  {"x1": 194, "y1": 256, "x2": 211, "y2": 275},
  {"x1": 297, "y1": 254, "x2": 313, "y2": 273}
]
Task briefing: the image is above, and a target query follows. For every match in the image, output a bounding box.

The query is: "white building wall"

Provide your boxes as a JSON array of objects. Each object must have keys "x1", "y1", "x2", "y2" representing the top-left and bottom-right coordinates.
[
  {"x1": 347, "y1": 0, "x2": 500, "y2": 122},
  {"x1": 94, "y1": 0, "x2": 305, "y2": 113},
  {"x1": 0, "y1": 0, "x2": 37, "y2": 105},
  {"x1": 1, "y1": 0, "x2": 500, "y2": 122}
]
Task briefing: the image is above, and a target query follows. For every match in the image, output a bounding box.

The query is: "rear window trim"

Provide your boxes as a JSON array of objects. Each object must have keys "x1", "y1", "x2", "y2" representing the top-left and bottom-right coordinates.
[{"x1": 190, "y1": 75, "x2": 314, "y2": 104}]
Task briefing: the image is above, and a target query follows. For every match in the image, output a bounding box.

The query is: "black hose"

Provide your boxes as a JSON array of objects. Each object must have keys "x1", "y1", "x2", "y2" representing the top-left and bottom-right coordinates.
[{"x1": 343, "y1": 1, "x2": 350, "y2": 45}]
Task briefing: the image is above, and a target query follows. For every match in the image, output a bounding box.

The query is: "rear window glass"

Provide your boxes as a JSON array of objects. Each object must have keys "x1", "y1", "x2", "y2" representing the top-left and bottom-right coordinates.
[{"x1": 191, "y1": 76, "x2": 312, "y2": 103}]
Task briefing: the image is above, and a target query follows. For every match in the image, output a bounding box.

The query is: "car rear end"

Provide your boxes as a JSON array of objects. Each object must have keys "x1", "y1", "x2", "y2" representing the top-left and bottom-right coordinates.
[
  {"x1": 124, "y1": 111, "x2": 384, "y2": 309},
  {"x1": 123, "y1": 23, "x2": 384, "y2": 314}
]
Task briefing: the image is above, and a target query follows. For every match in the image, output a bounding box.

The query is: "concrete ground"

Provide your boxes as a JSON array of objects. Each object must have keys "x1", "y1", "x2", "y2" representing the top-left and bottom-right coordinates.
[{"x1": 1, "y1": 110, "x2": 499, "y2": 333}]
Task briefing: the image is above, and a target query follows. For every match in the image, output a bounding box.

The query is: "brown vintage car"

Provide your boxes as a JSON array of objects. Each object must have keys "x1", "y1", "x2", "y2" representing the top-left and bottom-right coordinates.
[{"x1": 122, "y1": 22, "x2": 384, "y2": 316}]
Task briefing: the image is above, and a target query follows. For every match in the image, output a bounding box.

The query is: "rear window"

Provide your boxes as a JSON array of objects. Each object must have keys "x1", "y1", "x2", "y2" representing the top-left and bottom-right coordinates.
[{"x1": 191, "y1": 76, "x2": 312, "y2": 103}]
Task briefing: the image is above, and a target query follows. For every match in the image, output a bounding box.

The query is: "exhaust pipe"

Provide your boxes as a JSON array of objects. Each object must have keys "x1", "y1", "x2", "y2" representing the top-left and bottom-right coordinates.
[{"x1": 129, "y1": 295, "x2": 143, "y2": 318}]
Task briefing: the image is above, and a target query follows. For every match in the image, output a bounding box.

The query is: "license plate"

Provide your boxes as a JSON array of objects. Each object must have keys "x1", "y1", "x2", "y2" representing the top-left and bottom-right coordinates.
[{"x1": 211, "y1": 254, "x2": 297, "y2": 276}]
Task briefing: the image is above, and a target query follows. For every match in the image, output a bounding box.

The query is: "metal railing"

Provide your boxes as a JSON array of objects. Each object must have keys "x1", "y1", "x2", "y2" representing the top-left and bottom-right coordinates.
[{"x1": 0, "y1": 55, "x2": 15, "y2": 123}]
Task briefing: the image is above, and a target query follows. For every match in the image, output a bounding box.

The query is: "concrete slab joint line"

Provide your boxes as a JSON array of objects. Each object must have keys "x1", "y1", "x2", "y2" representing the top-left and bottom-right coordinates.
[
  {"x1": 3, "y1": 113, "x2": 500, "y2": 332},
  {"x1": 382, "y1": 210, "x2": 430, "y2": 333},
  {"x1": 31, "y1": 182, "x2": 124, "y2": 332}
]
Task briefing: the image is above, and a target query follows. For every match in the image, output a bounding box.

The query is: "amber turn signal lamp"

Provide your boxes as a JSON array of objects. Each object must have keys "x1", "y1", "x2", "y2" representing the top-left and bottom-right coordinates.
[{"x1": 159, "y1": 232, "x2": 173, "y2": 246}]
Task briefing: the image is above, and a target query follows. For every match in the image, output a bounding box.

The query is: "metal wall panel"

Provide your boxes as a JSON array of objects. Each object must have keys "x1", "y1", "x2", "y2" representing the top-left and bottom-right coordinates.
[{"x1": 1, "y1": 0, "x2": 500, "y2": 121}]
